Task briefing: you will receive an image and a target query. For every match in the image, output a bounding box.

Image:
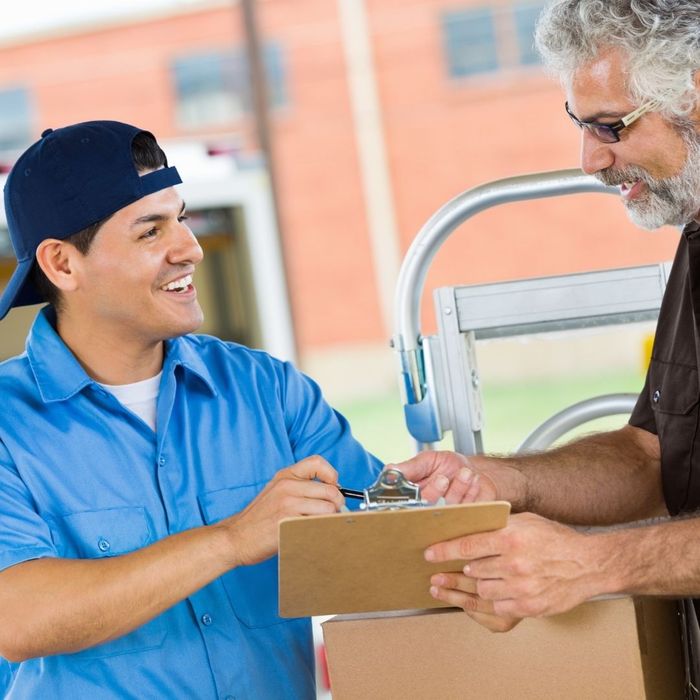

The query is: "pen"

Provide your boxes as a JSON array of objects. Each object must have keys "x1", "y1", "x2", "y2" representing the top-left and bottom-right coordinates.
[{"x1": 339, "y1": 486, "x2": 364, "y2": 500}]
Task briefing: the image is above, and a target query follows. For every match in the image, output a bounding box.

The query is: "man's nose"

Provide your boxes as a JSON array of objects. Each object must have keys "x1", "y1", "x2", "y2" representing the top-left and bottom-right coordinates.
[
  {"x1": 580, "y1": 129, "x2": 615, "y2": 175},
  {"x1": 170, "y1": 226, "x2": 204, "y2": 265}
]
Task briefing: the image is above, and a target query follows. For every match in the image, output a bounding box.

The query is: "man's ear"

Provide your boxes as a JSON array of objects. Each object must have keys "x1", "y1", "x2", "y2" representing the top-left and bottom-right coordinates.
[{"x1": 35, "y1": 239, "x2": 81, "y2": 293}]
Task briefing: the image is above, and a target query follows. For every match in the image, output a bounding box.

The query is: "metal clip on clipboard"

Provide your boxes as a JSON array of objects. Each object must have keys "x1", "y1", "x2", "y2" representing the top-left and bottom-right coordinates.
[{"x1": 360, "y1": 468, "x2": 431, "y2": 511}]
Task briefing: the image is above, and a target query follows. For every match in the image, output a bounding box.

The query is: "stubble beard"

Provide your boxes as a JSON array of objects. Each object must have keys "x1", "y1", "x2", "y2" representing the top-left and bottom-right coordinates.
[{"x1": 595, "y1": 130, "x2": 700, "y2": 230}]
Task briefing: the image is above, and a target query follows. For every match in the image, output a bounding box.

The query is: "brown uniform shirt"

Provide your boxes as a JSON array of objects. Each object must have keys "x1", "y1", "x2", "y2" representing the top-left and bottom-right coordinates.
[{"x1": 630, "y1": 221, "x2": 700, "y2": 514}]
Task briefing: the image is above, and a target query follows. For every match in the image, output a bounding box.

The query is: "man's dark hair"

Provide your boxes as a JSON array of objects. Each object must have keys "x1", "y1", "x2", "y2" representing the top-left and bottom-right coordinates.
[{"x1": 33, "y1": 131, "x2": 168, "y2": 309}]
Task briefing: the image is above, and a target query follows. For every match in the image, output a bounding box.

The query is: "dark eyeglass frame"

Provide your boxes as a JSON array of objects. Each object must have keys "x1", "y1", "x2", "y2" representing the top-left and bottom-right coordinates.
[{"x1": 564, "y1": 100, "x2": 660, "y2": 143}]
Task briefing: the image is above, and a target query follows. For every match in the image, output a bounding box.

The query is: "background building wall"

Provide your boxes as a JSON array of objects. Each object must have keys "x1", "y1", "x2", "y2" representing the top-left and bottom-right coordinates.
[{"x1": 0, "y1": 0, "x2": 679, "y2": 399}]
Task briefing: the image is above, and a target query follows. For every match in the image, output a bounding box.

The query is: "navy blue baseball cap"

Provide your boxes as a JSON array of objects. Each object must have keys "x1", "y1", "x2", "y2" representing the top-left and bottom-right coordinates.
[{"x1": 0, "y1": 120, "x2": 182, "y2": 319}]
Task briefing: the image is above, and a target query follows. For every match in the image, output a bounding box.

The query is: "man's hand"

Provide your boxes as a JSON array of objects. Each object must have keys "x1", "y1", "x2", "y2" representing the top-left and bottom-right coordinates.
[
  {"x1": 429, "y1": 572, "x2": 522, "y2": 632},
  {"x1": 221, "y1": 455, "x2": 344, "y2": 567},
  {"x1": 393, "y1": 450, "x2": 525, "y2": 506},
  {"x1": 391, "y1": 451, "x2": 490, "y2": 503},
  {"x1": 425, "y1": 512, "x2": 609, "y2": 620}
]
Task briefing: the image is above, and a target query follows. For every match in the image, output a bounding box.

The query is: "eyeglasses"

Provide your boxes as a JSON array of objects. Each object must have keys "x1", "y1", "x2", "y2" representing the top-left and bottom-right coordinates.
[{"x1": 564, "y1": 100, "x2": 660, "y2": 143}]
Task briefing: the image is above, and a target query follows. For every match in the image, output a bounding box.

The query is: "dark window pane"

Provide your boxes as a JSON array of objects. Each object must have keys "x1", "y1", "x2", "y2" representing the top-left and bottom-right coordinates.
[
  {"x1": 172, "y1": 44, "x2": 287, "y2": 129},
  {"x1": 441, "y1": 8, "x2": 499, "y2": 78},
  {"x1": 0, "y1": 87, "x2": 33, "y2": 152},
  {"x1": 514, "y1": 2, "x2": 543, "y2": 66}
]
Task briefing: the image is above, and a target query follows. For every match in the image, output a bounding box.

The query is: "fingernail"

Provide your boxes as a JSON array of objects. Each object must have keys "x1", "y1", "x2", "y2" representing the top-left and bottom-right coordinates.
[
  {"x1": 463, "y1": 564, "x2": 471, "y2": 574},
  {"x1": 431, "y1": 574, "x2": 445, "y2": 585},
  {"x1": 458, "y1": 467, "x2": 472, "y2": 483},
  {"x1": 429, "y1": 586, "x2": 439, "y2": 598},
  {"x1": 425, "y1": 548, "x2": 435, "y2": 562},
  {"x1": 435, "y1": 475, "x2": 449, "y2": 492}
]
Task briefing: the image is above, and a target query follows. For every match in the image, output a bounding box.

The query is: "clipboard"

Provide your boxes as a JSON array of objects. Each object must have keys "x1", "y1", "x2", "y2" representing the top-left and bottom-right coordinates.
[{"x1": 279, "y1": 497, "x2": 510, "y2": 617}]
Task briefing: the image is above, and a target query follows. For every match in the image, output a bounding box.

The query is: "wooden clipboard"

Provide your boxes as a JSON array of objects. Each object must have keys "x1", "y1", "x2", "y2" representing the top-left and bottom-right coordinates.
[{"x1": 278, "y1": 500, "x2": 510, "y2": 618}]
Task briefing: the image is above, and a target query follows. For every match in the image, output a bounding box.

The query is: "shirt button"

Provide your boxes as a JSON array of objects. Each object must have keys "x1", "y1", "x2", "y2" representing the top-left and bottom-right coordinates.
[
  {"x1": 97, "y1": 538, "x2": 111, "y2": 552},
  {"x1": 224, "y1": 696, "x2": 235, "y2": 700},
  {"x1": 158, "y1": 457, "x2": 166, "y2": 467},
  {"x1": 652, "y1": 389, "x2": 661, "y2": 404},
  {"x1": 201, "y1": 613, "x2": 213, "y2": 626}
]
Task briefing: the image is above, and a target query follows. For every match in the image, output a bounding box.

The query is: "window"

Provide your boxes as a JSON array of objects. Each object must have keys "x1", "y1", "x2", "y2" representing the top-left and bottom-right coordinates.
[
  {"x1": 514, "y1": 2, "x2": 544, "y2": 66},
  {"x1": 441, "y1": 3, "x2": 545, "y2": 80},
  {"x1": 172, "y1": 44, "x2": 287, "y2": 129},
  {"x1": 0, "y1": 87, "x2": 33, "y2": 152},
  {"x1": 442, "y1": 8, "x2": 499, "y2": 78}
]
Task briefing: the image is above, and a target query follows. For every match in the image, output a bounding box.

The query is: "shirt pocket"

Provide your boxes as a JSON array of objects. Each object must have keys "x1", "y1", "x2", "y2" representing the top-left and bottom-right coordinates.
[
  {"x1": 49, "y1": 506, "x2": 167, "y2": 660},
  {"x1": 648, "y1": 359, "x2": 700, "y2": 513},
  {"x1": 198, "y1": 484, "x2": 285, "y2": 629}
]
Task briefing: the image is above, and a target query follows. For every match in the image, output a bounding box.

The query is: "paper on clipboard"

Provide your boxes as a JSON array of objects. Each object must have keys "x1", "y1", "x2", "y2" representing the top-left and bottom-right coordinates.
[{"x1": 278, "y1": 500, "x2": 510, "y2": 618}]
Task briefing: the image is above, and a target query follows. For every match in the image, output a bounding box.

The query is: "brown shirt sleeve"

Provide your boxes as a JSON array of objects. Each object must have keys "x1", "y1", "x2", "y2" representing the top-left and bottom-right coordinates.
[{"x1": 626, "y1": 230, "x2": 700, "y2": 513}]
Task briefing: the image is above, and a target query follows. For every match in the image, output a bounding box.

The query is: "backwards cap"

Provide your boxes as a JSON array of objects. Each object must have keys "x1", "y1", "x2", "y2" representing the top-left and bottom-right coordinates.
[{"x1": 0, "y1": 120, "x2": 182, "y2": 319}]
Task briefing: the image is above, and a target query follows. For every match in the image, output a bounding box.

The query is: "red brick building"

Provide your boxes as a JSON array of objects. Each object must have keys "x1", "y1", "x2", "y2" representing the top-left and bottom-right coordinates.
[{"x1": 0, "y1": 0, "x2": 678, "y2": 395}]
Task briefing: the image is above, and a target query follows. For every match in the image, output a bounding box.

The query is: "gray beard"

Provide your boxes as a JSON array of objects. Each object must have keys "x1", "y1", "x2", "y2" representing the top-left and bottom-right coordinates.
[{"x1": 595, "y1": 134, "x2": 700, "y2": 230}]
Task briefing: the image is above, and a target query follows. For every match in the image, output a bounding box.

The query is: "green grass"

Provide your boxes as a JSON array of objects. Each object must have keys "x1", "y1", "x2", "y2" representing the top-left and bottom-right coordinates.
[
  {"x1": 335, "y1": 392, "x2": 414, "y2": 464},
  {"x1": 336, "y1": 370, "x2": 646, "y2": 464}
]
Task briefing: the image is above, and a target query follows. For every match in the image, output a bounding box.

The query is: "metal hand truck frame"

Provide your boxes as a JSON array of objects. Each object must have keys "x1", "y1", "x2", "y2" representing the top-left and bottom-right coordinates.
[{"x1": 392, "y1": 169, "x2": 670, "y2": 455}]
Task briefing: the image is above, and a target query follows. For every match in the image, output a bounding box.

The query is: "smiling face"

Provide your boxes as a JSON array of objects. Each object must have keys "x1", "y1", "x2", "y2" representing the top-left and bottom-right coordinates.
[
  {"x1": 62, "y1": 184, "x2": 204, "y2": 354},
  {"x1": 568, "y1": 47, "x2": 700, "y2": 228}
]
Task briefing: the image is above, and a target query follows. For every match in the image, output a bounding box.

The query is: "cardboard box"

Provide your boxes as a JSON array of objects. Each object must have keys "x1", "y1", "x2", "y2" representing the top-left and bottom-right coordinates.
[{"x1": 322, "y1": 598, "x2": 685, "y2": 699}]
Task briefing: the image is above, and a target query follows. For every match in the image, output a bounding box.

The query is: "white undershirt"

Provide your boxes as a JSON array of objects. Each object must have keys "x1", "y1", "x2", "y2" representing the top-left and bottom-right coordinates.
[{"x1": 99, "y1": 371, "x2": 162, "y2": 431}]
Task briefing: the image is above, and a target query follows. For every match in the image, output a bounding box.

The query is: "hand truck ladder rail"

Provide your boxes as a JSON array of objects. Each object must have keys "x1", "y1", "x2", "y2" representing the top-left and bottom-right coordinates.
[{"x1": 392, "y1": 169, "x2": 670, "y2": 454}]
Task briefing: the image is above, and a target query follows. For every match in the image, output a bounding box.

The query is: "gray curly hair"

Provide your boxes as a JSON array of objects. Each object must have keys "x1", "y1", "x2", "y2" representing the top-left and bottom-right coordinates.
[{"x1": 535, "y1": 0, "x2": 700, "y2": 119}]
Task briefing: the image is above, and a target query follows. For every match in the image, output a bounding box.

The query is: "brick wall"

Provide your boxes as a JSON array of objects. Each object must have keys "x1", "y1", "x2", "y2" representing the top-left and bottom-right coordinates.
[{"x1": 0, "y1": 0, "x2": 679, "y2": 362}]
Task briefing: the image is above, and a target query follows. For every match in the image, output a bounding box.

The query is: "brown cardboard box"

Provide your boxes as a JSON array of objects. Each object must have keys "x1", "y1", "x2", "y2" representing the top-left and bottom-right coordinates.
[{"x1": 322, "y1": 598, "x2": 686, "y2": 699}]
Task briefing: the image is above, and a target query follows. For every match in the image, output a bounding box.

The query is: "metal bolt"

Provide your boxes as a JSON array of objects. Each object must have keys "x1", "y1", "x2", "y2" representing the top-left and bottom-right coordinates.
[{"x1": 471, "y1": 370, "x2": 480, "y2": 389}]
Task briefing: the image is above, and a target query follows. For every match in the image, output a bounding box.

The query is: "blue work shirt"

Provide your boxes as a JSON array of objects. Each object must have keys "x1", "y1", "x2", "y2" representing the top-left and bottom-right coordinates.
[{"x1": 0, "y1": 308, "x2": 382, "y2": 699}]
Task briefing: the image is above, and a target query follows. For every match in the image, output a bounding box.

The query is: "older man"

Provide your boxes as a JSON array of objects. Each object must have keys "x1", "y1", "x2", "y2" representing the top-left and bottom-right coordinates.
[{"x1": 398, "y1": 0, "x2": 700, "y2": 632}]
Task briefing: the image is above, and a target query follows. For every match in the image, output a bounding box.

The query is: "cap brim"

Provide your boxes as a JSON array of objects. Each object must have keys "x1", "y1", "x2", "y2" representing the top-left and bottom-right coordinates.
[{"x1": 0, "y1": 259, "x2": 42, "y2": 320}]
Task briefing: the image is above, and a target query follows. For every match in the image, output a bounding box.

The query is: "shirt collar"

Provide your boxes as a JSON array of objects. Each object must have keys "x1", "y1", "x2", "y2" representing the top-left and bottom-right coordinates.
[
  {"x1": 27, "y1": 307, "x2": 94, "y2": 403},
  {"x1": 684, "y1": 220, "x2": 700, "y2": 240},
  {"x1": 163, "y1": 336, "x2": 218, "y2": 397},
  {"x1": 27, "y1": 306, "x2": 217, "y2": 402}
]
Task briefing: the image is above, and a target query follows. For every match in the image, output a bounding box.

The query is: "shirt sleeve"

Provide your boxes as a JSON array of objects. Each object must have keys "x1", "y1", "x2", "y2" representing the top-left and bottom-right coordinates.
[
  {"x1": 280, "y1": 361, "x2": 383, "y2": 490},
  {"x1": 0, "y1": 439, "x2": 57, "y2": 573}
]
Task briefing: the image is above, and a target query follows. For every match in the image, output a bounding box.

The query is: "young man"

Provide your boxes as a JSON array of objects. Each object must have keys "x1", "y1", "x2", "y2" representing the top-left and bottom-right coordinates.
[
  {"x1": 0, "y1": 121, "x2": 381, "y2": 698},
  {"x1": 397, "y1": 0, "x2": 700, "y2": 632}
]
